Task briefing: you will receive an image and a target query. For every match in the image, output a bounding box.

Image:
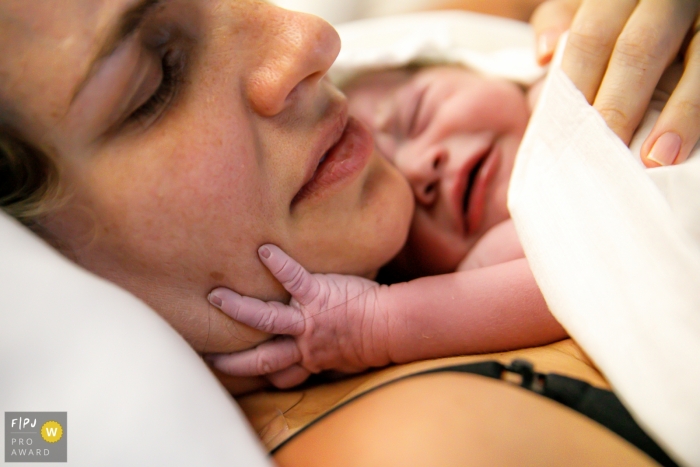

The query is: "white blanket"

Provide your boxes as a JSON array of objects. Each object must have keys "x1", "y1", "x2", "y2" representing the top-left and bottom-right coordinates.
[
  {"x1": 334, "y1": 13, "x2": 700, "y2": 467},
  {"x1": 331, "y1": 11, "x2": 543, "y2": 86},
  {"x1": 508, "y1": 41, "x2": 700, "y2": 467}
]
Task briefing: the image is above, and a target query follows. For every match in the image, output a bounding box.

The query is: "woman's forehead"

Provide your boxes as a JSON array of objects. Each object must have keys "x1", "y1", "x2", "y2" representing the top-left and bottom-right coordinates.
[
  {"x1": 0, "y1": 0, "x2": 146, "y2": 66},
  {"x1": 1, "y1": 0, "x2": 107, "y2": 38},
  {"x1": 0, "y1": 0, "x2": 130, "y2": 131}
]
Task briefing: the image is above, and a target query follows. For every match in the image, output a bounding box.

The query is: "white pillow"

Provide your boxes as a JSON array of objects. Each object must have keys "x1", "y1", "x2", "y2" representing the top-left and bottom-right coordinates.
[{"x1": 0, "y1": 212, "x2": 271, "y2": 467}]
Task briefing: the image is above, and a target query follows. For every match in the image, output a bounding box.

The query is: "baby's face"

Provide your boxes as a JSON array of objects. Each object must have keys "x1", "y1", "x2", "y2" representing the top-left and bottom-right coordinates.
[{"x1": 345, "y1": 66, "x2": 529, "y2": 276}]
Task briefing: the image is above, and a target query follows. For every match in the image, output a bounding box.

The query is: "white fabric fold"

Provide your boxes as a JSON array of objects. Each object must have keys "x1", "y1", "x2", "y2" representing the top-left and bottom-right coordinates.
[{"x1": 509, "y1": 43, "x2": 700, "y2": 467}]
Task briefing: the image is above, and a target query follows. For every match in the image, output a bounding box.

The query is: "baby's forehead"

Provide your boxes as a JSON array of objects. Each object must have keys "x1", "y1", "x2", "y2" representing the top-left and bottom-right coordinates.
[
  {"x1": 343, "y1": 68, "x2": 414, "y2": 94},
  {"x1": 344, "y1": 65, "x2": 478, "y2": 95},
  {"x1": 412, "y1": 65, "x2": 483, "y2": 84}
]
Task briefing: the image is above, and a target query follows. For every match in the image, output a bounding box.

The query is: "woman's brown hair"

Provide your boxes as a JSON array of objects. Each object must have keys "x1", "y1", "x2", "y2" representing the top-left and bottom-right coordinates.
[{"x1": 0, "y1": 122, "x2": 61, "y2": 232}]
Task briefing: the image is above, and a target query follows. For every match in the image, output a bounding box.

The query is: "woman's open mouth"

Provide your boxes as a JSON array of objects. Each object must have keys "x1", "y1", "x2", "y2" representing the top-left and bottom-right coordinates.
[
  {"x1": 459, "y1": 143, "x2": 500, "y2": 234},
  {"x1": 292, "y1": 116, "x2": 374, "y2": 206}
]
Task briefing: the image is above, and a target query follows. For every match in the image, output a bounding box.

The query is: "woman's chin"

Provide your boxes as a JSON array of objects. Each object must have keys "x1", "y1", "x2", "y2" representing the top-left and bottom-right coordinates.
[{"x1": 191, "y1": 313, "x2": 273, "y2": 354}]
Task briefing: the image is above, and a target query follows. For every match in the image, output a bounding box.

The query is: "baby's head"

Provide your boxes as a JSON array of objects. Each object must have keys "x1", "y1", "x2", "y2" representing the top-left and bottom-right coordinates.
[{"x1": 345, "y1": 66, "x2": 529, "y2": 278}]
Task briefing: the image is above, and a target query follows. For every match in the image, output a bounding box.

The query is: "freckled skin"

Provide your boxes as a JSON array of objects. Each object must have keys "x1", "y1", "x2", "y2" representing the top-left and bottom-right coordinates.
[
  {"x1": 0, "y1": 0, "x2": 413, "y2": 370},
  {"x1": 210, "y1": 271, "x2": 225, "y2": 281},
  {"x1": 205, "y1": 69, "x2": 563, "y2": 388}
]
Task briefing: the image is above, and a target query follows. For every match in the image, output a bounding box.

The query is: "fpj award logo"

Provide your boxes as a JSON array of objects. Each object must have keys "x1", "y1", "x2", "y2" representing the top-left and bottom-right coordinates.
[{"x1": 5, "y1": 412, "x2": 67, "y2": 463}]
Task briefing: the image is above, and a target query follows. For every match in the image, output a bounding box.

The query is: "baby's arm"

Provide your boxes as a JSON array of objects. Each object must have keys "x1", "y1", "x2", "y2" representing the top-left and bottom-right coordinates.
[
  {"x1": 383, "y1": 256, "x2": 565, "y2": 364},
  {"x1": 458, "y1": 219, "x2": 525, "y2": 270},
  {"x1": 207, "y1": 244, "x2": 565, "y2": 387}
]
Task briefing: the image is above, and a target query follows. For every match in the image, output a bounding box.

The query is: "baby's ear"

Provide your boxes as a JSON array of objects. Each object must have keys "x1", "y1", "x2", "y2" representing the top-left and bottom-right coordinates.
[{"x1": 527, "y1": 78, "x2": 545, "y2": 113}]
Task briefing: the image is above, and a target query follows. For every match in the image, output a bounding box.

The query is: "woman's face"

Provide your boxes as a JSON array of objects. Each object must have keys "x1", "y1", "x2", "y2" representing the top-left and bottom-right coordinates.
[
  {"x1": 0, "y1": 0, "x2": 413, "y2": 352},
  {"x1": 346, "y1": 67, "x2": 529, "y2": 277}
]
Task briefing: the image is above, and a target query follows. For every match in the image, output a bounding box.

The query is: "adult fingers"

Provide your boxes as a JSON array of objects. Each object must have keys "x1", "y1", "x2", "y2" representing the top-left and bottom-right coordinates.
[
  {"x1": 593, "y1": 0, "x2": 697, "y2": 144},
  {"x1": 209, "y1": 287, "x2": 306, "y2": 335},
  {"x1": 258, "y1": 244, "x2": 321, "y2": 307},
  {"x1": 267, "y1": 365, "x2": 312, "y2": 389},
  {"x1": 642, "y1": 20, "x2": 700, "y2": 167},
  {"x1": 206, "y1": 337, "x2": 302, "y2": 377},
  {"x1": 561, "y1": 0, "x2": 637, "y2": 104},
  {"x1": 530, "y1": 0, "x2": 580, "y2": 65}
]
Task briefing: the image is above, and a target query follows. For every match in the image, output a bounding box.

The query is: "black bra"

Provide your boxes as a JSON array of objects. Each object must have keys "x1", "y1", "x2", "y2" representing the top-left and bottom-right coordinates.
[{"x1": 272, "y1": 359, "x2": 678, "y2": 467}]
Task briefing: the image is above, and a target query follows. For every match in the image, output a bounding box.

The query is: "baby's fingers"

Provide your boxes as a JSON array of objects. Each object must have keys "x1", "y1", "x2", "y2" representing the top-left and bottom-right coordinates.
[
  {"x1": 643, "y1": 28, "x2": 700, "y2": 167},
  {"x1": 267, "y1": 365, "x2": 312, "y2": 389},
  {"x1": 258, "y1": 244, "x2": 320, "y2": 307},
  {"x1": 206, "y1": 337, "x2": 302, "y2": 377},
  {"x1": 209, "y1": 288, "x2": 305, "y2": 335}
]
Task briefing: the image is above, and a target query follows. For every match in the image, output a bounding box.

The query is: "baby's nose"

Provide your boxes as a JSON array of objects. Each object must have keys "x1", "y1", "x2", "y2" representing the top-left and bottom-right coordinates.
[{"x1": 396, "y1": 147, "x2": 446, "y2": 206}]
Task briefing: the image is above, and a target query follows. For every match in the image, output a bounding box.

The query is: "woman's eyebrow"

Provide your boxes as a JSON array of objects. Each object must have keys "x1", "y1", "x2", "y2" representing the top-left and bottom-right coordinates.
[{"x1": 69, "y1": 0, "x2": 164, "y2": 105}]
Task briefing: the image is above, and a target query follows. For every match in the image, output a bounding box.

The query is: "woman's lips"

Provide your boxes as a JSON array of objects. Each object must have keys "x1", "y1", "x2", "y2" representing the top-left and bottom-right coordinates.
[{"x1": 292, "y1": 116, "x2": 374, "y2": 205}]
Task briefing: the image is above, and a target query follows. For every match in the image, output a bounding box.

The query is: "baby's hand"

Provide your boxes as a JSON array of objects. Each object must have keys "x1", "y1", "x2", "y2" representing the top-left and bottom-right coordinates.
[{"x1": 206, "y1": 244, "x2": 391, "y2": 388}]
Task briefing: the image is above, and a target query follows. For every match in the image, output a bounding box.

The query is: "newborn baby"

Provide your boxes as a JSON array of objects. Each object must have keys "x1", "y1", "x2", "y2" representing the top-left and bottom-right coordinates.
[
  {"x1": 347, "y1": 66, "x2": 532, "y2": 278},
  {"x1": 207, "y1": 66, "x2": 564, "y2": 387}
]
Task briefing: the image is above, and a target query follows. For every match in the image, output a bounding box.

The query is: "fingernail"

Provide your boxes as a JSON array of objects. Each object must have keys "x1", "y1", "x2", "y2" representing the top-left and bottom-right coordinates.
[
  {"x1": 259, "y1": 246, "x2": 271, "y2": 259},
  {"x1": 208, "y1": 292, "x2": 223, "y2": 308},
  {"x1": 536, "y1": 29, "x2": 558, "y2": 64},
  {"x1": 647, "y1": 132, "x2": 681, "y2": 166}
]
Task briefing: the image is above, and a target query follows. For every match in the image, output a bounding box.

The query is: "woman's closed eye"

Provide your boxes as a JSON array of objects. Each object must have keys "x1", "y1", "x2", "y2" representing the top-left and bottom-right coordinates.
[{"x1": 127, "y1": 47, "x2": 186, "y2": 127}]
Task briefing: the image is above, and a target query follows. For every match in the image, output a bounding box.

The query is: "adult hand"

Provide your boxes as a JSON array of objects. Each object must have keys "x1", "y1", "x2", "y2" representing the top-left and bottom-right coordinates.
[
  {"x1": 205, "y1": 244, "x2": 391, "y2": 389},
  {"x1": 531, "y1": 0, "x2": 700, "y2": 167}
]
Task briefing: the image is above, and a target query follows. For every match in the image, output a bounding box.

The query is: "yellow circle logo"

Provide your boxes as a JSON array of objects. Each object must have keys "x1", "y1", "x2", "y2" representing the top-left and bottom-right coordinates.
[{"x1": 41, "y1": 421, "x2": 63, "y2": 443}]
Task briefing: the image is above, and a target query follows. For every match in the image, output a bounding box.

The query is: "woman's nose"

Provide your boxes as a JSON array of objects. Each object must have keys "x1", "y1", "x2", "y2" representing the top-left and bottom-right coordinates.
[
  {"x1": 395, "y1": 147, "x2": 447, "y2": 206},
  {"x1": 246, "y1": 6, "x2": 340, "y2": 117}
]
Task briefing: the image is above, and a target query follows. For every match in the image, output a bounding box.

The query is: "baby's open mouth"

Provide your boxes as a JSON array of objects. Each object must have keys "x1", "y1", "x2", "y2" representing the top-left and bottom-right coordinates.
[
  {"x1": 462, "y1": 155, "x2": 486, "y2": 216},
  {"x1": 459, "y1": 142, "x2": 499, "y2": 235}
]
